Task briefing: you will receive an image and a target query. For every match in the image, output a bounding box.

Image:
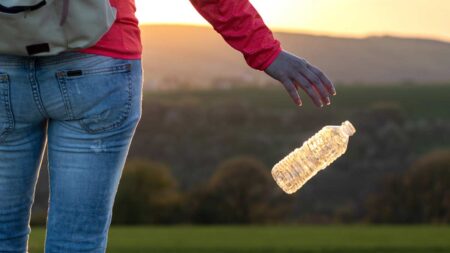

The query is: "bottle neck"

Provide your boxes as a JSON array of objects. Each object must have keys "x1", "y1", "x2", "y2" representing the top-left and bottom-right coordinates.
[{"x1": 341, "y1": 121, "x2": 356, "y2": 136}]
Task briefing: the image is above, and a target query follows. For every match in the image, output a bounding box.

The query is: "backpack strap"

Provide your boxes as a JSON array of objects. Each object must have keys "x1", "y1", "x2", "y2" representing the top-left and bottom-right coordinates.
[{"x1": 59, "y1": 0, "x2": 69, "y2": 25}]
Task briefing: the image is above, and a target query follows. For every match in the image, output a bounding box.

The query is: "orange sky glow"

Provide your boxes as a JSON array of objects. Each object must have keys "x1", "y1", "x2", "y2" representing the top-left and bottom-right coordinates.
[{"x1": 135, "y1": 0, "x2": 450, "y2": 42}]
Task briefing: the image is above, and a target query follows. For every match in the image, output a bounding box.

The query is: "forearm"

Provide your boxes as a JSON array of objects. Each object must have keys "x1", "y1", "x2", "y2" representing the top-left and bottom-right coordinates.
[{"x1": 189, "y1": 0, "x2": 282, "y2": 71}]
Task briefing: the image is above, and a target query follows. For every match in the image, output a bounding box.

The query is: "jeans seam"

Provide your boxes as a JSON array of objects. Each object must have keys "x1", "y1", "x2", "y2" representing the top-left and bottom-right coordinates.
[
  {"x1": 0, "y1": 74, "x2": 15, "y2": 143},
  {"x1": 36, "y1": 53, "x2": 98, "y2": 66},
  {"x1": 28, "y1": 59, "x2": 50, "y2": 118},
  {"x1": 55, "y1": 73, "x2": 75, "y2": 120},
  {"x1": 62, "y1": 63, "x2": 131, "y2": 78}
]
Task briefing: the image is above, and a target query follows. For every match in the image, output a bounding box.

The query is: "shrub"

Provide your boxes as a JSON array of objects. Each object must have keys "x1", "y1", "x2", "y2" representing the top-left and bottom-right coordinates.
[
  {"x1": 365, "y1": 149, "x2": 450, "y2": 223},
  {"x1": 190, "y1": 156, "x2": 292, "y2": 224},
  {"x1": 112, "y1": 159, "x2": 183, "y2": 224}
]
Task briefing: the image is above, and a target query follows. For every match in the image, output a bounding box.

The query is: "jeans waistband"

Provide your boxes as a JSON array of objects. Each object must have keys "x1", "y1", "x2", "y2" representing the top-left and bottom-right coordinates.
[{"x1": 0, "y1": 51, "x2": 101, "y2": 67}]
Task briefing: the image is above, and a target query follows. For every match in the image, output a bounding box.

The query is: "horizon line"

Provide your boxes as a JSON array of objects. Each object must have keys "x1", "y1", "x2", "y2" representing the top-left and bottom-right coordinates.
[{"x1": 139, "y1": 23, "x2": 450, "y2": 44}]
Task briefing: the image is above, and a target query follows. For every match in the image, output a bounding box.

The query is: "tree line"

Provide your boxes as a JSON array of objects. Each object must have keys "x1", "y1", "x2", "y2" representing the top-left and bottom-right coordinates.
[{"x1": 112, "y1": 149, "x2": 450, "y2": 225}]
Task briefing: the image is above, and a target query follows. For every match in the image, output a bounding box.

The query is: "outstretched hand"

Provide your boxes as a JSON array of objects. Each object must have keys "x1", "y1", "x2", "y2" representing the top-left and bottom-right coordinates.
[{"x1": 264, "y1": 50, "x2": 336, "y2": 107}]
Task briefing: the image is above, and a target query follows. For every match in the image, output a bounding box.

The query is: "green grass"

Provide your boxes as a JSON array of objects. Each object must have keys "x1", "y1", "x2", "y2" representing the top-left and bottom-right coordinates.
[{"x1": 29, "y1": 225, "x2": 450, "y2": 252}]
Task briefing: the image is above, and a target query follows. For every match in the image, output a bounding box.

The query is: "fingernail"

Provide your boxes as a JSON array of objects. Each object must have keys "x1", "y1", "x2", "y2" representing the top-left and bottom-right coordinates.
[{"x1": 326, "y1": 97, "x2": 331, "y2": 105}]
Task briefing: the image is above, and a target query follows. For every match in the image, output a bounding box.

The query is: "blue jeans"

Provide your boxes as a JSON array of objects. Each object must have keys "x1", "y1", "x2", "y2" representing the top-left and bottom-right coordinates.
[{"x1": 0, "y1": 51, "x2": 143, "y2": 252}]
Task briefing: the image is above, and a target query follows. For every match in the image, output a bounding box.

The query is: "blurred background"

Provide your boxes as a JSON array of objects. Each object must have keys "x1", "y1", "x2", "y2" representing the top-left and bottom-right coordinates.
[{"x1": 30, "y1": 0, "x2": 449, "y2": 252}]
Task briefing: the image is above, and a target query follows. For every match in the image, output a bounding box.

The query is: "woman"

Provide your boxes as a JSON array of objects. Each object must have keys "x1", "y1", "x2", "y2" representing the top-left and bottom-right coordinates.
[{"x1": 0, "y1": 0, "x2": 335, "y2": 252}]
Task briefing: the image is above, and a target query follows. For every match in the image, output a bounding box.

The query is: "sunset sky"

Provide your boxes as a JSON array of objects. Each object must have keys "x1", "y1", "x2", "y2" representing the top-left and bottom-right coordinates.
[{"x1": 135, "y1": 0, "x2": 450, "y2": 42}]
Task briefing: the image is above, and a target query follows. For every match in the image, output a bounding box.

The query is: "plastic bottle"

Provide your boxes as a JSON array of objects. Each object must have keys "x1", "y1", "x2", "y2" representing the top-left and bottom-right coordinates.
[{"x1": 272, "y1": 121, "x2": 356, "y2": 194}]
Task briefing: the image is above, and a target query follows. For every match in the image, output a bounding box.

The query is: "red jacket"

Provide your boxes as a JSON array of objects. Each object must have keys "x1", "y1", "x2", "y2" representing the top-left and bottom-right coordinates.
[{"x1": 79, "y1": 0, "x2": 282, "y2": 71}]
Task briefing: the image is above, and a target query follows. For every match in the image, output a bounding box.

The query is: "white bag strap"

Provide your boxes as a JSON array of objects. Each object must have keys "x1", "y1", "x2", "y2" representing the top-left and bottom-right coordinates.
[{"x1": 60, "y1": 0, "x2": 69, "y2": 25}]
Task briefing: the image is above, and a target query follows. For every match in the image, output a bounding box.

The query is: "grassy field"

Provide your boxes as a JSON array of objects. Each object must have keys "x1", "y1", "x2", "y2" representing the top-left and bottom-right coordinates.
[{"x1": 29, "y1": 225, "x2": 450, "y2": 252}]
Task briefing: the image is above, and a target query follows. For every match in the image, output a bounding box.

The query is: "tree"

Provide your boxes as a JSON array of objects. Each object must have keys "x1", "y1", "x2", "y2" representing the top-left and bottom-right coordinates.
[
  {"x1": 112, "y1": 159, "x2": 183, "y2": 224},
  {"x1": 365, "y1": 149, "x2": 450, "y2": 223},
  {"x1": 190, "y1": 156, "x2": 293, "y2": 224}
]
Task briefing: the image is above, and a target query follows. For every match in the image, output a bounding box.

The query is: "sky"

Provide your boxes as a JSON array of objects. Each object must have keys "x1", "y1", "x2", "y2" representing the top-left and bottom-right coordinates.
[{"x1": 135, "y1": 0, "x2": 450, "y2": 42}]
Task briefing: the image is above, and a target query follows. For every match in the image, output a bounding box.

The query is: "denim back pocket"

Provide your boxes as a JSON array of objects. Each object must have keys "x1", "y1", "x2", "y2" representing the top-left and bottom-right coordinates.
[
  {"x1": 55, "y1": 63, "x2": 132, "y2": 133},
  {"x1": 0, "y1": 73, "x2": 14, "y2": 143}
]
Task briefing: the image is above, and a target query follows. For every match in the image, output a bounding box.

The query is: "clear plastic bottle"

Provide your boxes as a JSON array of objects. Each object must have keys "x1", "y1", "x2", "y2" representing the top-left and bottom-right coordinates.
[{"x1": 272, "y1": 121, "x2": 356, "y2": 194}]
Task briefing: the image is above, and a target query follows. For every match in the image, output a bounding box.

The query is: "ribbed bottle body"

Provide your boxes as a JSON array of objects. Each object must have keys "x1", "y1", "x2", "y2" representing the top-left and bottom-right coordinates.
[{"x1": 272, "y1": 121, "x2": 355, "y2": 194}]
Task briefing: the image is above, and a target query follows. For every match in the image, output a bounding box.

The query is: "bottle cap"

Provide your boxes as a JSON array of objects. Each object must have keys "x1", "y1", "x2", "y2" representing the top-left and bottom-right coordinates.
[{"x1": 341, "y1": 121, "x2": 356, "y2": 136}]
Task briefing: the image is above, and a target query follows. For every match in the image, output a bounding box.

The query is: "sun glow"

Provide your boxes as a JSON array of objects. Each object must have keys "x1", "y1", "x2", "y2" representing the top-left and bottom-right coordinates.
[
  {"x1": 135, "y1": 1, "x2": 207, "y2": 26},
  {"x1": 135, "y1": 0, "x2": 450, "y2": 42}
]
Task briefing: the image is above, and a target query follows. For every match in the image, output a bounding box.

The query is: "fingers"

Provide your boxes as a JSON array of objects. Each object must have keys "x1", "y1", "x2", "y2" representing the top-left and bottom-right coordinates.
[
  {"x1": 281, "y1": 78, "x2": 302, "y2": 106},
  {"x1": 298, "y1": 62, "x2": 334, "y2": 105},
  {"x1": 301, "y1": 70, "x2": 330, "y2": 106},
  {"x1": 292, "y1": 72, "x2": 324, "y2": 107},
  {"x1": 307, "y1": 64, "x2": 336, "y2": 95},
  {"x1": 266, "y1": 51, "x2": 336, "y2": 108}
]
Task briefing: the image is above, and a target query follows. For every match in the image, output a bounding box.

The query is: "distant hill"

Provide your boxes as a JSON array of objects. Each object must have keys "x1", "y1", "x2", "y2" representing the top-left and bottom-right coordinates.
[{"x1": 141, "y1": 25, "x2": 450, "y2": 90}]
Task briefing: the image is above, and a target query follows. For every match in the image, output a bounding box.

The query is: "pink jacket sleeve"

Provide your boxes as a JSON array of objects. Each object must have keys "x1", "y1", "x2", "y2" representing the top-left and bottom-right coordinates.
[{"x1": 189, "y1": 0, "x2": 283, "y2": 71}]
